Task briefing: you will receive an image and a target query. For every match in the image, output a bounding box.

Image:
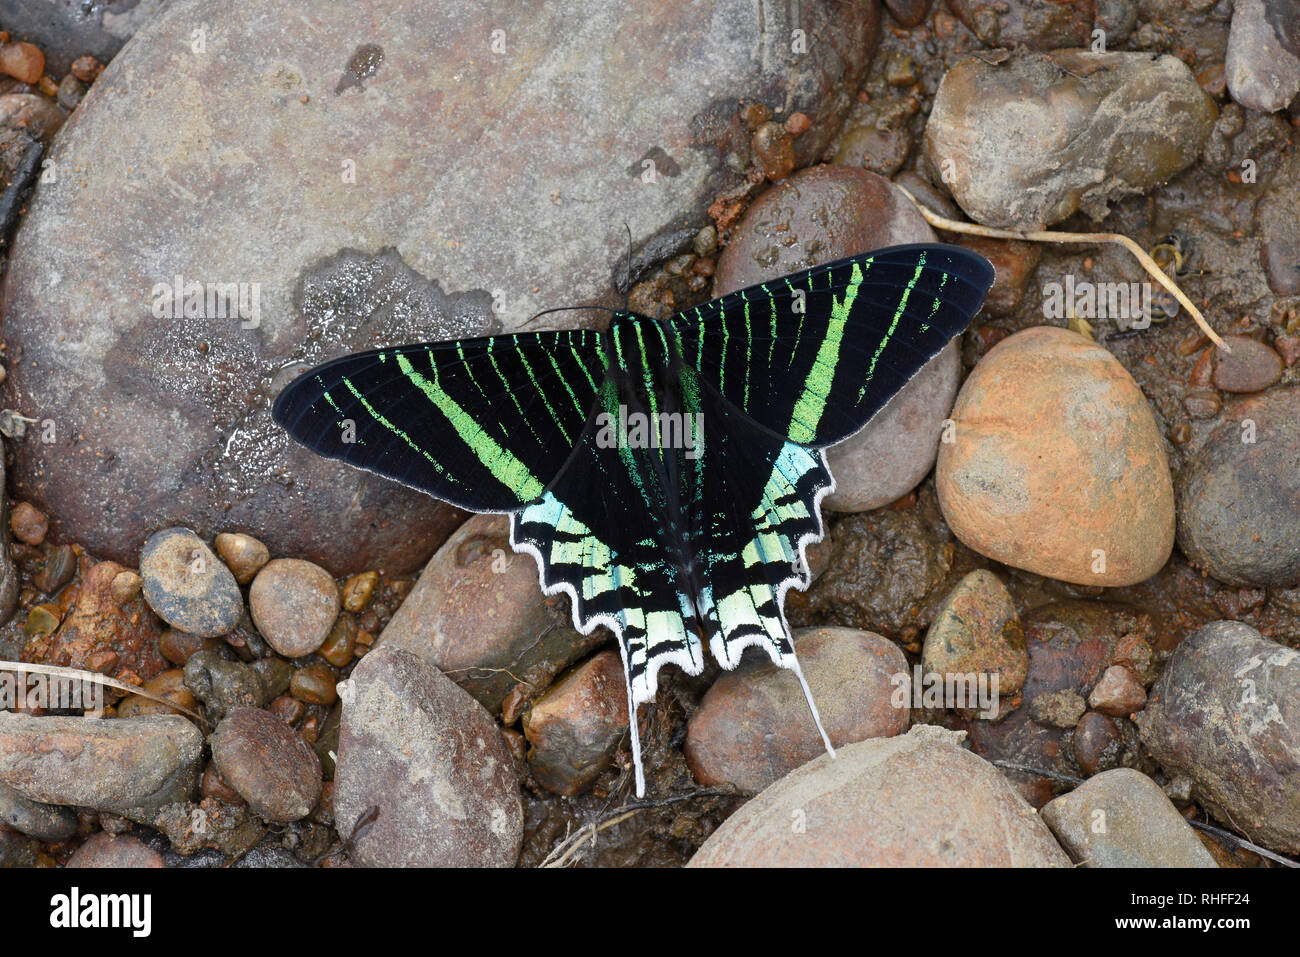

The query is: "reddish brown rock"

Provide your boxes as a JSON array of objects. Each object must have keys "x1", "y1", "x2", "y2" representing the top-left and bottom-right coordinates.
[
  {"x1": 248, "y1": 558, "x2": 340, "y2": 658},
  {"x1": 1212, "y1": 336, "x2": 1283, "y2": 393},
  {"x1": 213, "y1": 532, "x2": 269, "y2": 585},
  {"x1": 67, "y1": 833, "x2": 165, "y2": 868},
  {"x1": 9, "y1": 501, "x2": 47, "y2": 546},
  {"x1": 937, "y1": 326, "x2": 1175, "y2": 586},
  {"x1": 523, "y1": 650, "x2": 629, "y2": 795},
  {"x1": 0, "y1": 43, "x2": 45, "y2": 84},
  {"x1": 685, "y1": 627, "x2": 908, "y2": 794},
  {"x1": 688, "y1": 725, "x2": 1070, "y2": 866},
  {"x1": 1070, "y1": 711, "x2": 1123, "y2": 776},
  {"x1": 211, "y1": 707, "x2": 322, "y2": 824},
  {"x1": 1088, "y1": 664, "x2": 1146, "y2": 717},
  {"x1": 25, "y1": 559, "x2": 168, "y2": 688},
  {"x1": 956, "y1": 237, "x2": 1041, "y2": 317},
  {"x1": 379, "y1": 513, "x2": 605, "y2": 714}
]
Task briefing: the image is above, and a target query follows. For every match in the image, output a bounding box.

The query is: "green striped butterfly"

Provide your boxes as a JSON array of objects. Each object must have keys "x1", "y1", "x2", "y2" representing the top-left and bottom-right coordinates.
[{"x1": 274, "y1": 243, "x2": 994, "y2": 795}]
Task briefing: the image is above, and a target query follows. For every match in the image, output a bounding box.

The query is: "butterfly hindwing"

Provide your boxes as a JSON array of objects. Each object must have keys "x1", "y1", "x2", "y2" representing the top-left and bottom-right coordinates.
[
  {"x1": 671, "y1": 243, "x2": 995, "y2": 448},
  {"x1": 272, "y1": 331, "x2": 607, "y2": 512},
  {"x1": 511, "y1": 382, "x2": 704, "y2": 795}
]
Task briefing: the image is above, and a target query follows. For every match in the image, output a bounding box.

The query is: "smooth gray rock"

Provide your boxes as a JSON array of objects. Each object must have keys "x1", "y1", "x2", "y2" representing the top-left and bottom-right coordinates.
[
  {"x1": 1041, "y1": 768, "x2": 1217, "y2": 868},
  {"x1": 1225, "y1": 0, "x2": 1300, "y2": 113}
]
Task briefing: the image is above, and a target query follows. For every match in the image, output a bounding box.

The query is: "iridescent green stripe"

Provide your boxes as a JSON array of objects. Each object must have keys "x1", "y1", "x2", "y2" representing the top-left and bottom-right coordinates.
[
  {"x1": 787, "y1": 259, "x2": 865, "y2": 443},
  {"x1": 395, "y1": 352, "x2": 542, "y2": 500},
  {"x1": 858, "y1": 253, "x2": 927, "y2": 403}
]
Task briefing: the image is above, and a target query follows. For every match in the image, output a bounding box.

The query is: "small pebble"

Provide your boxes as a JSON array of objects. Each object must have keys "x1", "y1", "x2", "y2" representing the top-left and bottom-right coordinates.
[
  {"x1": 290, "y1": 661, "x2": 338, "y2": 706},
  {"x1": 752, "y1": 121, "x2": 794, "y2": 181},
  {"x1": 56, "y1": 74, "x2": 84, "y2": 110},
  {"x1": 267, "y1": 694, "x2": 305, "y2": 724},
  {"x1": 0, "y1": 42, "x2": 44, "y2": 85},
  {"x1": 317, "y1": 614, "x2": 356, "y2": 667},
  {"x1": 9, "y1": 502, "x2": 47, "y2": 545},
  {"x1": 32, "y1": 544, "x2": 76, "y2": 594},
  {"x1": 249, "y1": 558, "x2": 340, "y2": 657},
  {"x1": 341, "y1": 570, "x2": 378, "y2": 612},
  {"x1": 70, "y1": 56, "x2": 103, "y2": 84},
  {"x1": 1070, "y1": 711, "x2": 1123, "y2": 776},
  {"x1": 211, "y1": 706, "x2": 322, "y2": 824},
  {"x1": 213, "y1": 531, "x2": 270, "y2": 585},
  {"x1": 1088, "y1": 664, "x2": 1147, "y2": 717},
  {"x1": 117, "y1": 668, "x2": 196, "y2": 718},
  {"x1": 1211, "y1": 336, "x2": 1283, "y2": 392},
  {"x1": 140, "y1": 527, "x2": 244, "y2": 637},
  {"x1": 109, "y1": 570, "x2": 142, "y2": 604},
  {"x1": 783, "y1": 111, "x2": 810, "y2": 136},
  {"x1": 1182, "y1": 388, "x2": 1222, "y2": 419},
  {"x1": 200, "y1": 762, "x2": 245, "y2": 805},
  {"x1": 1030, "y1": 688, "x2": 1086, "y2": 729},
  {"x1": 158, "y1": 628, "x2": 206, "y2": 665}
]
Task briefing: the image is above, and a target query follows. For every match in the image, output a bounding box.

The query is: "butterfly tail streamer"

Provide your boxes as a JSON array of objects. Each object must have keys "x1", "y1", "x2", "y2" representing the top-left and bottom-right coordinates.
[{"x1": 791, "y1": 655, "x2": 836, "y2": 759}]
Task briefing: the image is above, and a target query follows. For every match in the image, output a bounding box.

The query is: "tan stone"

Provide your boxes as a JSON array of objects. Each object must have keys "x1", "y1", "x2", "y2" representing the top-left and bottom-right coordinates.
[{"x1": 936, "y1": 326, "x2": 1174, "y2": 586}]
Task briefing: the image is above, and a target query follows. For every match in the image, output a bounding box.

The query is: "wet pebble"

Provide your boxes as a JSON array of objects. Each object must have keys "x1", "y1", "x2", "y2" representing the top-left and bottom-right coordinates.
[
  {"x1": 1140, "y1": 620, "x2": 1300, "y2": 853},
  {"x1": 211, "y1": 706, "x2": 322, "y2": 824},
  {"x1": 685, "y1": 627, "x2": 909, "y2": 794},
  {"x1": 290, "y1": 661, "x2": 338, "y2": 706},
  {"x1": 118, "y1": 668, "x2": 197, "y2": 718},
  {"x1": 335, "y1": 646, "x2": 522, "y2": 867},
  {"x1": 248, "y1": 558, "x2": 340, "y2": 658},
  {"x1": 379, "y1": 513, "x2": 604, "y2": 713},
  {"x1": 1211, "y1": 336, "x2": 1283, "y2": 393},
  {"x1": 140, "y1": 528, "x2": 244, "y2": 637},
  {"x1": 921, "y1": 569, "x2": 1027, "y2": 695},
  {"x1": 341, "y1": 570, "x2": 378, "y2": 612},
  {"x1": 158, "y1": 628, "x2": 208, "y2": 665},
  {"x1": 9, "y1": 501, "x2": 47, "y2": 545},
  {"x1": 937, "y1": 327, "x2": 1174, "y2": 586},
  {"x1": 1070, "y1": 711, "x2": 1124, "y2": 776},
  {"x1": 31, "y1": 543, "x2": 76, "y2": 594},
  {"x1": 0, "y1": 42, "x2": 44, "y2": 84},
  {"x1": 925, "y1": 50, "x2": 1215, "y2": 228},
  {"x1": 688, "y1": 725, "x2": 1070, "y2": 866},
  {"x1": 956, "y1": 237, "x2": 1040, "y2": 317},
  {"x1": 1176, "y1": 388, "x2": 1300, "y2": 587},
  {"x1": 0, "y1": 713, "x2": 202, "y2": 824},
  {"x1": 67, "y1": 832, "x2": 165, "y2": 868},
  {"x1": 1225, "y1": 0, "x2": 1300, "y2": 113},
  {"x1": 213, "y1": 532, "x2": 269, "y2": 585},
  {"x1": 31, "y1": 558, "x2": 168, "y2": 684},
  {"x1": 1088, "y1": 665, "x2": 1146, "y2": 717},
  {"x1": 1041, "y1": 769, "x2": 1217, "y2": 867},
  {"x1": 522, "y1": 649, "x2": 628, "y2": 796}
]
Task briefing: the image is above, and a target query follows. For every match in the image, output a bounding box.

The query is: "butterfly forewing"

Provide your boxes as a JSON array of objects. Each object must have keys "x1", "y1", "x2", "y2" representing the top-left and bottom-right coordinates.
[
  {"x1": 272, "y1": 331, "x2": 607, "y2": 512},
  {"x1": 671, "y1": 243, "x2": 995, "y2": 448}
]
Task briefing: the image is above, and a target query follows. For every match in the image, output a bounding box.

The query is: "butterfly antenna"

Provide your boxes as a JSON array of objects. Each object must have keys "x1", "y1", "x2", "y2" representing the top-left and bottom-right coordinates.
[
  {"x1": 623, "y1": 222, "x2": 633, "y2": 311},
  {"x1": 522, "y1": 304, "x2": 621, "y2": 327},
  {"x1": 791, "y1": 658, "x2": 837, "y2": 760}
]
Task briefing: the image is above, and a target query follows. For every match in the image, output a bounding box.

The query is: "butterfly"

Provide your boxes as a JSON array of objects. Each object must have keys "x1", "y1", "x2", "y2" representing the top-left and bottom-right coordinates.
[{"x1": 273, "y1": 242, "x2": 994, "y2": 796}]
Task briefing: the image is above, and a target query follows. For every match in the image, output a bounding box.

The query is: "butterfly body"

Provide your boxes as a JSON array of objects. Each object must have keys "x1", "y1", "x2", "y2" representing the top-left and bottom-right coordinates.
[{"x1": 273, "y1": 243, "x2": 995, "y2": 795}]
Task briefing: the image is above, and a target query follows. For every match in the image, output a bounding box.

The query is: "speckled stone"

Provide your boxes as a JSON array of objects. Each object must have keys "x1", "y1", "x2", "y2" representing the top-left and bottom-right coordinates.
[{"x1": 140, "y1": 528, "x2": 244, "y2": 637}]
